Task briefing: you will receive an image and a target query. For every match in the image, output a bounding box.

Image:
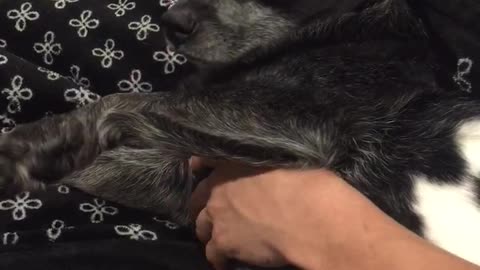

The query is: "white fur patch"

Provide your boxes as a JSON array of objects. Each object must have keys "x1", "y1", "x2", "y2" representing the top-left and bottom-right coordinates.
[
  {"x1": 411, "y1": 120, "x2": 480, "y2": 265},
  {"x1": 413, "y1": 176, "x2": 480, "y2": 265},
  {"x1": 456, "y1": 120, "x2": 480, "y2": 176}
]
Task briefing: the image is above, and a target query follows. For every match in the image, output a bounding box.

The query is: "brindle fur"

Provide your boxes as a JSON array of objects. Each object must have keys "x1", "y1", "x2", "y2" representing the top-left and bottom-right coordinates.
[{"x1": 0, "y1": 0, "x2": 476, "y2": 239}]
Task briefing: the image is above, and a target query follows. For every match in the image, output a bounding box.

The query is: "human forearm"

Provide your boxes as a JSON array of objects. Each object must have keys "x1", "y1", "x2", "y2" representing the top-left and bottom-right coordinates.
[
  {"x1": 284, "y1": 216, "x2": 479, "y2": 270},
  {"x1": 276, "y1": 173, "x2": 480, "y2": 270},
  {"x1": 191, "y1": 164, "x2": 480, "y2": 270}
]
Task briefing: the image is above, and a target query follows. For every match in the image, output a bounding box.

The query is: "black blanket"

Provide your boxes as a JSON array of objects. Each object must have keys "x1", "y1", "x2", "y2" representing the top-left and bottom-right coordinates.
[
  {"x1": 0, "y1": 0, "x2": 478, "y2": 269},
  {"x1": 0, "y1": 0, "x2": 209, "y2": 269}
]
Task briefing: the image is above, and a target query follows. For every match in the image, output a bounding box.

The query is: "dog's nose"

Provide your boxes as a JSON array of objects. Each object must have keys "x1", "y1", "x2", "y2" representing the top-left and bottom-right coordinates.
[{"x1": 161, "y1": 7, "x2": 197, "y2": 46}]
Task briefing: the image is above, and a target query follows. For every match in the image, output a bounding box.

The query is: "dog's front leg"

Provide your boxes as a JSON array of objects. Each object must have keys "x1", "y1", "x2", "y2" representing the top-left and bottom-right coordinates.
[
  {"x1": 62, "y1": 146, "x2": 193, "y2": 224},
  {"x1": 0, "y1": 93, "x2": 162, "y2": 192},
  {"x1": 61, "y1": 104, "x2": 337, "y2": 223}
]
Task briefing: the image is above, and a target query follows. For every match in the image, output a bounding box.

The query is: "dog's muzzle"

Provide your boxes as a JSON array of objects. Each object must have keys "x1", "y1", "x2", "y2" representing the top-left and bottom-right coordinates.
[{"x1": 161, "y1": 4, "x2": 198, "y2": 48}]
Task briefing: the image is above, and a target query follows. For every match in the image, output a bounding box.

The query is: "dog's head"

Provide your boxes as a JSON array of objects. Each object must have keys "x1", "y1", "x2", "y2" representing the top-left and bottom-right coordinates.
[{"x1": 160, "y1": 0, "x2": 367, "y2": 66}]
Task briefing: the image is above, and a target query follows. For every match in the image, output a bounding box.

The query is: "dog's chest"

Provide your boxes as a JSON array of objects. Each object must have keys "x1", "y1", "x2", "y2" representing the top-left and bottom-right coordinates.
[{"x1": 411, "y1": 120, "x2": 480, "y2": 265}]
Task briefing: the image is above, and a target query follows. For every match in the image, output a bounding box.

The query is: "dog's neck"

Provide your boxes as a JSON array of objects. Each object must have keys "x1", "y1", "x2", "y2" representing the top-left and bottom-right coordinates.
[
  {"x1": 250, "y1": 0, "x2": 424, "y2": 63},
  {"x1": 181, "y1": 0, "x2": 427, "y2": 90},
  {"x1": 295, "y1": 0, "x2": 425, "y2": 44}
]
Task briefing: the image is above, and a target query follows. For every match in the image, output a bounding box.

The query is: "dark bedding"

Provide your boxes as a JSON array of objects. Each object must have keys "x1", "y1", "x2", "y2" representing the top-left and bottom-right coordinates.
[
  {"x1": 0, "y1": 0, "x2": 209, "y2": 269},
  {"x1": 0, "y1": 0, "x2": 478, "y2": 269}
]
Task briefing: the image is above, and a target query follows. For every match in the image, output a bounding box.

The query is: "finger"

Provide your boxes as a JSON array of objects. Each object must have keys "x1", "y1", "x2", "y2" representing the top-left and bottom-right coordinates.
[
  {"x1": 189, "y1": 156, "x2": 206, "y2": 172},
  {"x1": 189, "y1": 178, "x2": 214, "y2": 218},
  {"x1": 195, "y1": 208, "x2": 213, "y2": 244},
  {"x1": 189, "y1": 168, "x2": 226, "y2": 217},
  {"x1": 205, "y1": 240, "x2": 228, "y2": 270},
  {"x1": 190, "y1": 162, "x2": 240, "y2": 217},
  {"x1": 189, "y1": 156, "x2": 224, "y2": 172}
]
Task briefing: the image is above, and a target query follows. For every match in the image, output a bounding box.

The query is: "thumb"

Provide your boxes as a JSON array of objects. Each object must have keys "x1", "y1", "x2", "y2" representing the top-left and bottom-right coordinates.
[
  {"x1": 206, "y1": 240, "x2": 227, "y2": 270},
  {"x1": 189, "y1": 168, "x2": 227, "y2": 218},
  {"x1": 189, "y1": 156, "x2": 224, "y2": 173},
  {"x1": 189, "y1": 177, "x2": 214, "y2": 218}
]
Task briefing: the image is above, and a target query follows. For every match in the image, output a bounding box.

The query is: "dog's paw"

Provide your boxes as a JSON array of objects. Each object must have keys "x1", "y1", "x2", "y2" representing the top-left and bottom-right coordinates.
[
  {"x1": 0, "y1": 137, "x2": 31, "y2": 193},
  {"x1": 0, "y1": 155, "x2": 17, "y2": 192}
]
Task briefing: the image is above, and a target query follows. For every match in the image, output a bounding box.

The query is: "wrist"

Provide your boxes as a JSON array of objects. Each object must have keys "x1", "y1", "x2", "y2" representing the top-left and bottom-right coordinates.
[
  {"x1": 270, "y1": 169, "x2": 480, "y2": 270},
  {"x1": 278, "y1": 205, "x2": 408, "y2": 270},
  {"x1": 279, "y1": 197, "x2": 479, "y2": 270},
  {"x1": 270, "y1": 170, "x2": 407, "y2": 270},
  {"x1": 271, "y1": 169, "x2": 365, "y2": 269}
]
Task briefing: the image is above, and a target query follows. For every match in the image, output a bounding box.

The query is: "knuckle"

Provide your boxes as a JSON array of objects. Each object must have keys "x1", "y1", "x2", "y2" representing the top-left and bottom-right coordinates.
[
  {"x1": 210, "y1": 228, "x2": 224, "y2": 245},
  {"x1": 211, "y1": 235, "x2": 225, "y2": 251},
  {"x1": 205, "y1": 201, "x2": 222, "y2": 218},
  {"x1": 212, "y1": 235, "x2": 236, "y2": 257},
  {"x1": 211, "y1": 228, "x2": 228, "y2": 247},
  {"x1": 206, "y1": 194, "x2": 222, "y2": 210},
  {"x1": 210, "y1": 185, "x2": 222, "y2": 198}
]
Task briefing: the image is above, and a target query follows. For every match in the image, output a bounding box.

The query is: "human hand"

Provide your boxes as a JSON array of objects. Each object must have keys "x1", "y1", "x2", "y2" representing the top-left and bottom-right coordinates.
[
  {"x1": 190, "y1": 158, "x2": 290, "y2": 269},
  {"x1": 189, "y1": 157, "x2": 369, "y2": 270},
  {"x1": 190, "y1": 157, "x2": 480, "y2": 270}
]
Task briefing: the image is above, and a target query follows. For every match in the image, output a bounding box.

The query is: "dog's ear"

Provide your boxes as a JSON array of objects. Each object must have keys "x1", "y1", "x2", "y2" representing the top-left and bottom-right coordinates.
[
  {"x1": 263, "y1": 0, "x2": 368, "y2": 21},
  {"x1": 299, "y1": 0, "x2": 425, "y2": 41}
]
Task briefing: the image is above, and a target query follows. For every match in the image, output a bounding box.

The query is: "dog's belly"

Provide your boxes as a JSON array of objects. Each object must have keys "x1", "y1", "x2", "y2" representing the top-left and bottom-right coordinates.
[
  {"x1": 412, "y1": 120, "x2": 480, "y2": 265},
  {"x1": 413, "y1": 176, "x2": 480, "y2": 265}
]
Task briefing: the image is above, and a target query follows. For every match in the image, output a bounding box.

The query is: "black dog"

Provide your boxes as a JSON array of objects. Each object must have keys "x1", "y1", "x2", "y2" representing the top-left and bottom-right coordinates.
[{"x1": 0, "y1": 0, "x2": 479, "y2": 265}]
